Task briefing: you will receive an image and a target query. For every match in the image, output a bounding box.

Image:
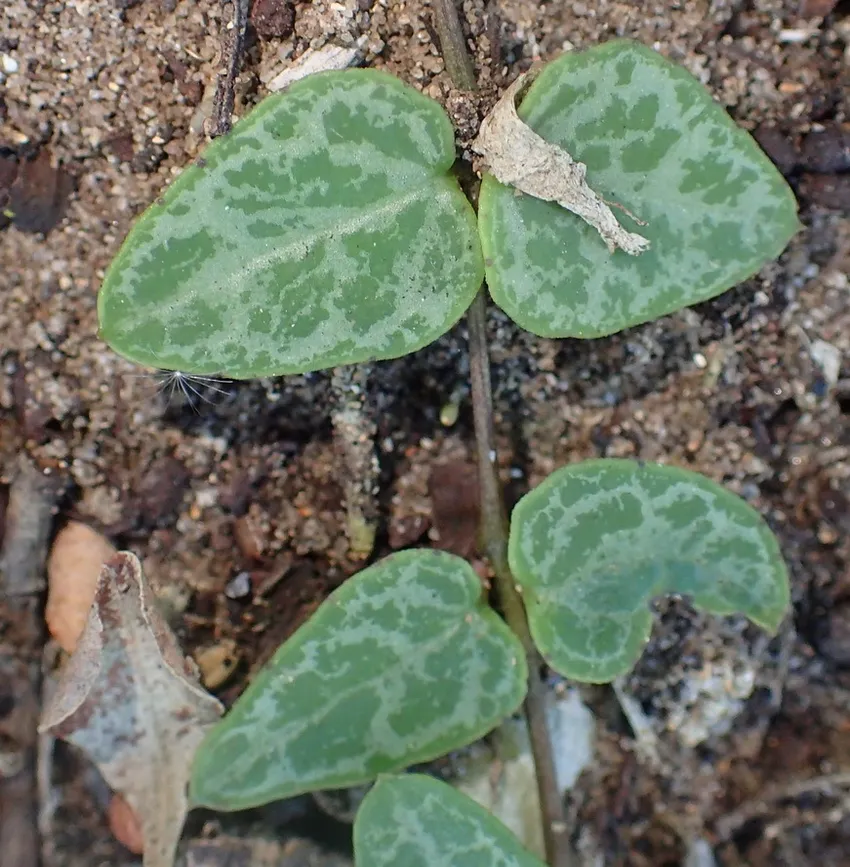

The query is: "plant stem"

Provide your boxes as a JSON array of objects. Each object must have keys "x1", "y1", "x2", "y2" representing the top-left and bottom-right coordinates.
[
  {"x1": 210, "y1": 0, "x2": 250, "y2": 138},
  {"x1": 432, "y1": 0, "x2": 478, "y2": 91},
  {"x1": 467, "y1": 290, "x2": 575, "y2": 867},
  {"x1": 429, "y1": 3, "x2": 574, "y2": 863}
]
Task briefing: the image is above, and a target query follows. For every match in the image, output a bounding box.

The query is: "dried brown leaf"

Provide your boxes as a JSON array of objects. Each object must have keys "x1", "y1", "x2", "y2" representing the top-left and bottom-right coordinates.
[
  {"x1": 473, "y1": 73, "x2": 650, "y2": 256},
  {"x1": 39, "y1": 552, "x2": 223, "y2": 867}
]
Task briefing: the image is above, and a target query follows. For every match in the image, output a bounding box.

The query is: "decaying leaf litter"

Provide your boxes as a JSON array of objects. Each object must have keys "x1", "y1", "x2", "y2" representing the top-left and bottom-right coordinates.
[
  {"x1": 472, "y1": 72, "x2": 650, "y2": 256},
  {"x1": 2, "y1": 0, "x2": 850, "y2": 865},
  {"x1": 40, "y1": 553, "x2": 223, "y2": 867}
]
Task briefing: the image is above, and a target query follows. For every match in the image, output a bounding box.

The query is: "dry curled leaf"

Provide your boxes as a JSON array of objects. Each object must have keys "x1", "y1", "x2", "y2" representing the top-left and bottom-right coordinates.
[
  {"x1": 472, "y1": 73, "x2": 650, "y2": 256},
  {"x1": 46, "y1": 521, "x2": 117, "y2": 654},
  {"x1": 39, "y1": 552, "x2": 223, "y2": 867}
]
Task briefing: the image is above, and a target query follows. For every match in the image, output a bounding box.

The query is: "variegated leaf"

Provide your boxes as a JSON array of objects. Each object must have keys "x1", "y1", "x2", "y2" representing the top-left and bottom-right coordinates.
[
  {"x1": 190, "y1": 550, "x2": 526, "y2": 810},
  {"x1": 354, "y1": 775, "x2": 547, "y2": 867},
  {"x1": 98, "y1": 70, "x2": 482, "y2": 377},
  {"x1": 478, "y1": 40, "x2": 800, "y2": 338},
  {"x1": 509, "y1": 460, "x2": 789, "y2": 682}
]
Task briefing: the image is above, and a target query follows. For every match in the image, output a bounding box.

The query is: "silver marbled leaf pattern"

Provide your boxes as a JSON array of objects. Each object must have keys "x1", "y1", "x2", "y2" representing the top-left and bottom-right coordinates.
[
  {"x1": 190, "y1": 550, "x2": 527, "y2": 811},
  {"x1": 98, "y1": 70, "x2": 483, "y2": 377},
  {"x1": 478, "y1": 40, "x2": 800, "y2": 338},
  {"x1": 509, "y1": 460, "x2": 790, "y2": 683},
  {"x1": 354, "y1": 774, "x2": 547, "y2": 867}
]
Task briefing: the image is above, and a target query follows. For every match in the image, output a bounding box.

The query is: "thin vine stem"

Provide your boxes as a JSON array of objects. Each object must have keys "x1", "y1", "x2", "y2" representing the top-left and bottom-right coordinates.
[
  {"x1": 210, "y1": 0, "x2": 250, "y2": 138},
  {"x1": 468, "y1": 290, "x2": 575, "y2": 867},
  {"x1": 429, "y1": 1, "x2": 576, "y2": 863},
  {"x1": 432, "y1": 0, "x2": 478, "y2": 91}
]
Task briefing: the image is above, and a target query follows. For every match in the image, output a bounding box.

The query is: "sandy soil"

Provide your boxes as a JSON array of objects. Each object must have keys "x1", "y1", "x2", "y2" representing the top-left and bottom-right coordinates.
[{"x1": 1, "y1": 0, "x2": 849, "y2": 865}]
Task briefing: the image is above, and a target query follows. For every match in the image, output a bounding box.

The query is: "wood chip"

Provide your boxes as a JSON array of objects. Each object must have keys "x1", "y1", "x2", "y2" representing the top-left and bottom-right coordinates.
[
  {"x1": 266, "y1": 42, "x2": 364, "y2": 92},
  {"x1": 46, "y1": 521, "x2": 117, "y2": 654}
]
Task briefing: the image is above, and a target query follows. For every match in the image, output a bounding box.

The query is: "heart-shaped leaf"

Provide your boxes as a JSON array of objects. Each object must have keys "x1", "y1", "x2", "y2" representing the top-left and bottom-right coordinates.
[
  {"x1": 509, "y1": 460, "x2": 789, "y2": 683},
  {"x1": 190, "y1": 550, "x2": 527, "y2": 810},
  {"x1": 477, "y1": 40, "x2": 800, "y2": 338},
  {"x1": 354, "y1": 774, "x2": 547, "y2": 867},
  {"x1": 98, "y1": 70, "x2": 483, "y2": 378}
]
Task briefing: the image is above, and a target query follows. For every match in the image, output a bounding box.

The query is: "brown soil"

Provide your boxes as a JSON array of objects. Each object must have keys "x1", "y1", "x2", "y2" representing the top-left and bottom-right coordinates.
[{"x1": 1, "y1": 1, "x2": 850, "y2": 865}]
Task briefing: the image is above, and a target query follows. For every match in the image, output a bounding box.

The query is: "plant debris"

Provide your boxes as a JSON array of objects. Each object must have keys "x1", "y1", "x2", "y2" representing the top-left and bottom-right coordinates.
[
  {"x1": 429, "y1": 459, "x2": 479, "y2": 559},
  {"x1": 472, "y1": 73, "x2": 650, "y2": 256},
  {"x1": 0, "y1": 458, "x2": 61, "y2": 597},
  {"x1": 266, "y1": 42, "x2": 365, "y2": 92},
  {"x1": 0, "y1": 148, "x2": 75, "y2": 235},
  {"x1": 39, "y1": 552, "x2": 223, "y2": 867},
  {"x1": 0, "y1": 458, "x2": 63, "y2": 867},
  {"x1": 46, "y1": 521, "x2": 117, "y2": 654}
]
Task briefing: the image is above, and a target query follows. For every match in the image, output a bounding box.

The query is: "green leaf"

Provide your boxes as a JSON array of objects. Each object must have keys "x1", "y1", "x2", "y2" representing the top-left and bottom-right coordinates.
[
  {"x1": 98, "y1": 70, "x2": 483, "y2": 378},
  {"x1": 478, "y1": 39, "x2": 800, "y2": 339},
  {"x1": 354, "y1": 774, "x2": 547, "y2": 867},
  {"x1": 190, "y1": 550, "x2": 527, "y2": 810},
  {"x1": 509, "y1": 459, "x2": 790, "y2": 683}
]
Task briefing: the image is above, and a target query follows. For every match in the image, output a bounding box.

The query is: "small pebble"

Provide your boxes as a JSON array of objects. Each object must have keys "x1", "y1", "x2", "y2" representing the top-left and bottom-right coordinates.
[
  {"x1": 810, "y1": 338, "x2": 841, "y2": 386},
  {"x1": 225, "y1": 571, "x2": 252, "y2": 600},
  {"x1": 194, "y1": 640, "x2": 240, "y2": 689}
]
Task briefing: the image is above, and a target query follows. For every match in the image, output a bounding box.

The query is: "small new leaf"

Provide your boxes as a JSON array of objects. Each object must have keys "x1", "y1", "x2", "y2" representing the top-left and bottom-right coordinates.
[
  {"x1": 473, "y1": 72, "x2": 650, "y2": 256},
  {"x1": 354, "y1": 774, "x2": 547, "y2": 867},
  {"x1": 40, "y1": 552, "x2": 223, "y2": 867}
]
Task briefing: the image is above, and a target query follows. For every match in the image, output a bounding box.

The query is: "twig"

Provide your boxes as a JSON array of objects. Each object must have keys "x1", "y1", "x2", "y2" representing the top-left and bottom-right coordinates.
[
  {"x1": 0, "y1": 459, "x2": 56, "y2": 596},
  {"x1": 36, "y1": 644, "x2": 61, "y2": 867},
  {"x1": 485, "y1": 1, "x2": 503, "y2": 82},
  {"x1": 715, "y1": 772, "x2": 850, "y2": 839},
  {"x1": 210, "y1": 0, "x2": 251, "y2": 138},
  {"x1": 431, "y1": 0, "x2": 477, "y2": 91},
  {"x1": 468, "y1": 290, "x2": 576, "y2": 867},
  {"x1": 330, "y1": 365, "x2": 379, "y2": 563},
  {"x1": 0, "y1": 457, "x2": 63, "y2": 867}
]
